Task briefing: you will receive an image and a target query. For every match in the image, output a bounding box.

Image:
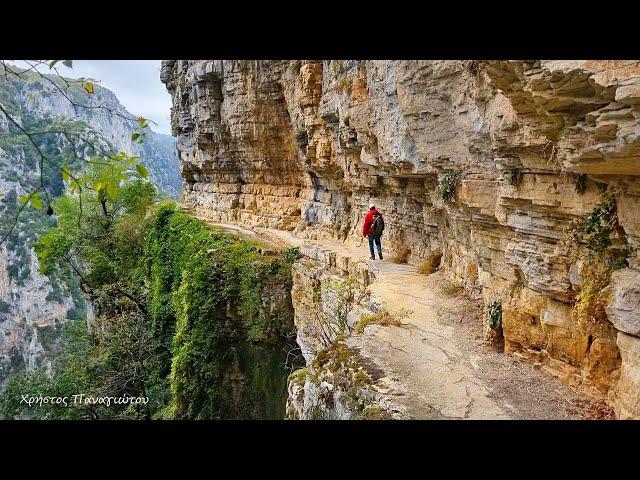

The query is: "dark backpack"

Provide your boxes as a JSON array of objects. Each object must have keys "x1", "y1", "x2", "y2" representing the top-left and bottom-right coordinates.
[{"x1": 372, "y1": 213, "x2": 385, "y2": 236}]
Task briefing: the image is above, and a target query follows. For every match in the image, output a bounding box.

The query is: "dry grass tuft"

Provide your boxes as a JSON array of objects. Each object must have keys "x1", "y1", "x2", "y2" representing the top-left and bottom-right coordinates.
[
  {"x1": 418, "y1": 252, "x2": 442, "y2": 275},
  {"x1": 574, "y1": 263, "x2": 610, "y2": 324},
  {"x1": 440, "y1": 280, "x2": 463, "y2": 296},
  {"x1": 391, "y1": 246, "x2": 411, "y2": 264},
  {"x1": 354, "y1": 309, "x2": 409, "y2": 334},
  {"x1": 582, "y1": 400, "x2": 616, "y2": 420}
]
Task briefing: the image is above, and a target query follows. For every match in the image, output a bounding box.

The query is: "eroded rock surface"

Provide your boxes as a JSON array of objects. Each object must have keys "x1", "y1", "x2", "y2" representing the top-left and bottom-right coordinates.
[{"x1": 164, "y1": 60, "x2": 640, "y2": 418}]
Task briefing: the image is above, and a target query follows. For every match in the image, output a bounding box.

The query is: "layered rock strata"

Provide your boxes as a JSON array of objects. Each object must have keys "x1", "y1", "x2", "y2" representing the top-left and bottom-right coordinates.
[{"x1": 164, "y1": 60, "x2": 640, "y2": 418}]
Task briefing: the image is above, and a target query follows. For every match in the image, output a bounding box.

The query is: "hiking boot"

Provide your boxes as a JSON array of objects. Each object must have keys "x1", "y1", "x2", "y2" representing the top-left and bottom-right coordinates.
[
  {"x1": 379, "y1": 254, "x2": 383, "y2": 260},
  {"x1": 370, "y1": 256, "x2": 375, "y2": 260}
]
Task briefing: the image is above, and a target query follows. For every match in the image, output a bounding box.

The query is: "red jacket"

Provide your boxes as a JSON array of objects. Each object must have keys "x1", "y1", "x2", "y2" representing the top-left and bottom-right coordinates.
[{"x1": 363, "y1": 209, "x2": 380, "y2": 237}]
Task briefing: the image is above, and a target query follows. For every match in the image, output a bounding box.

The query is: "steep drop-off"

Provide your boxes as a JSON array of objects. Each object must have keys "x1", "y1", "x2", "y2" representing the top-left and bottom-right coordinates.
[
  {"x1": 163, "y1": 60, "x2": 640, "y2": 419},
  {"x1": 0, "y1": 65, "x2": 181, "y2": 389}
]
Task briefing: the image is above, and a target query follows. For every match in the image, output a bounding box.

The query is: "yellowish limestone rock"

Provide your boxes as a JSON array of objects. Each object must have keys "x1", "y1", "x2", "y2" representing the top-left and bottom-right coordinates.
[{"x1": 163, "y1": 60, "x2": 640, "y2": 417}]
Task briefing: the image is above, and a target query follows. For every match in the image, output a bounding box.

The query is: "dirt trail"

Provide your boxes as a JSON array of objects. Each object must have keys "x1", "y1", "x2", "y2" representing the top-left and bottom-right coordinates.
[
  {"x1": 205, "y1": 219, "x2": 591, "y2": 419},
  {"x1": 350, "y1": 272, "x2": 591, "y2": 419}
]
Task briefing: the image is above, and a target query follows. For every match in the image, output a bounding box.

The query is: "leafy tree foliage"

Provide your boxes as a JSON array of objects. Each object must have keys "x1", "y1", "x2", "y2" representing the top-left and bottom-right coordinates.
[
  {"x1": 1, "y1": 183, "x2": 298, "y2": 419},
  {"x1": 0, "y1": 61, "x2": 298, "y2": 420},
  {"x1": 143, "y1": 204, "x2": 296, "y2": 419},
  {"x1": 0, "y1": 61, "x2": 154, "y2": 248},
  {"x1": 1, "y1": 172, "x2": 159, "y2": 419}
]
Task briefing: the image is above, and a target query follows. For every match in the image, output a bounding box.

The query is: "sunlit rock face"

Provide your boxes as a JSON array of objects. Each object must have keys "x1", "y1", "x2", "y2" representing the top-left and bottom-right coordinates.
[{"x1": 164, "y1": 60, "x2": 640, "y2": 418}]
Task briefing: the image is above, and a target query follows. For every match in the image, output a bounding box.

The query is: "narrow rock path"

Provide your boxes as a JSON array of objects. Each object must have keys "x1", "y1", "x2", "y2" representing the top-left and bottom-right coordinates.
[
  {"x1": 205, "y1": 219, "x2": 591, "y2": 419},
  {"x1": 350, "y1": 272, "x2": 589, "y2": 419}
]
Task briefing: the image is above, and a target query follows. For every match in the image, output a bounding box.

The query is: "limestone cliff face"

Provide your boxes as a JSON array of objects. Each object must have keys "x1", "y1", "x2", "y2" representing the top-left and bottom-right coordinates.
[{"x1": 163, "y1": 60, "x2": 640, "y2": 418}]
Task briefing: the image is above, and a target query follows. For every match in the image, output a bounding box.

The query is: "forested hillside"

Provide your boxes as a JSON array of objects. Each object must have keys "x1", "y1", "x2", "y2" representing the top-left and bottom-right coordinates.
[{"x1": 0, "y1": 64, "x2": 181, "y2": 390}]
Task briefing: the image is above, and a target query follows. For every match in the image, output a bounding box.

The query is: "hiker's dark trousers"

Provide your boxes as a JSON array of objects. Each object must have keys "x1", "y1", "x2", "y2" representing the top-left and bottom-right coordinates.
[{"x1": 368, "y1": 234, "x2": 382, "y2": 259}]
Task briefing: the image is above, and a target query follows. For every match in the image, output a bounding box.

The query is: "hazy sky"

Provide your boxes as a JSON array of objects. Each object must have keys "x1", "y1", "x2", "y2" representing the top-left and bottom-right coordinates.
[{"x1": 8, "y1": 60, "x2": 173, "y2": 135}]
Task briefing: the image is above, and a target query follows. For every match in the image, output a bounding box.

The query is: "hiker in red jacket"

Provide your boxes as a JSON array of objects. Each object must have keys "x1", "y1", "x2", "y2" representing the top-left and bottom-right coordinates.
[{"x1": 363, "y1": 203, "x2": 384, "y2": 260}]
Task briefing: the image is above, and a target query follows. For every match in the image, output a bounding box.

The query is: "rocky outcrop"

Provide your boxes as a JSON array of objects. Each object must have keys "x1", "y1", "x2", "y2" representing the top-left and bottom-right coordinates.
[
  {"x1": 285, "y1": 243, "x2": 393, "y2": 419},
  {"x1": 163, "y1": 60, "x2": 640, "y2": 418}
]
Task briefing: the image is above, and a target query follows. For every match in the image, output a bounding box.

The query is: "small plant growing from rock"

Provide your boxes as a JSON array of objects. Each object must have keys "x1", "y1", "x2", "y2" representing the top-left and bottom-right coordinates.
[
  {"x1": 355, "y1": 405, "x2": 391, "y2": 420},
  {"x1": 436, "y1": 169, "x2": 460, "y2": 203},
  {"x1": 282, "y1": 246, "x2": 301, "y2": 264},
  {"x1": 354, "y1": 309, "x2": 408, "y2": 334},
  {"x1": 307, "y1": 404, "x2": 329, "y2": 420},
  {"x1": 569, "y1": 193, "x2": 627, "y2": 255},
  {"x1": 467, "y1": 60, "x2": 480, "y2": 77},
  {"x1": 504, "y1": 167, "x2": 523, "y2": 186},
  {"x1": 391, "y1": 245, "x2": 411, "y2": 264},
  {"x1": 584, "y1": 196, "x2": 617, "y2": 253},
  {"x1": 330, "y1": 61, "x2": 355, "y2": 78},
  {"x1": 440, "y1": 280, "x2": 463, "y2": 296},
  {"x1": 312, "y1": 278, "x2": 366, "y2": 344},
  {"x1": 574, "y1": 173, "x2": 587, "y2": 195},
  {"x1": 488, "y1": 301, "x2": 502, "y2": 330},
  {"x1": 336, "y1": 76, "x2": 352, "y2": 93},
  {"x1": 295, "y1": 129, "x2": 308, "y2": 147},
  {"x1": 288, "y1": 367, "x2": 309, "y2": 387},
  {"x1": 567, "y1": 192, "x2": 631, "y2": 324},
  {"x1": 574, "y1": 263, "x2": 610, "y2": 324}
]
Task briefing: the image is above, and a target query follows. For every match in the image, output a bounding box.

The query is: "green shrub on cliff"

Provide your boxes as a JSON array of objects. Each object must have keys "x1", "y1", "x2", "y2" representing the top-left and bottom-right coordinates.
[
  {"x1": 436, "y1": 169, "x2": 460, "y2": 204},
  {"x1": 2, "y1": 181, "x2": 297, "y2": 419},
  {"x1": 567, "y1": 193, "x2": 631, "y2": 325},
  {"x1": 143, "y1": 204, "x2": 296, "y2": 419},
  {"x1": 488, "y1": 301, "x2": 502, "y2": 330}
]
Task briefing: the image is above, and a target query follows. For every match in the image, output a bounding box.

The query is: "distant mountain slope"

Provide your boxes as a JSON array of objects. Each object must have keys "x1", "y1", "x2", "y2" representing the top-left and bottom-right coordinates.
[
  {"x1": 0, "y1": 64, "x2": 181, "y2": 388},
  {"x1": 7, "y1": 67, "x2": 182, "y2": 197}
]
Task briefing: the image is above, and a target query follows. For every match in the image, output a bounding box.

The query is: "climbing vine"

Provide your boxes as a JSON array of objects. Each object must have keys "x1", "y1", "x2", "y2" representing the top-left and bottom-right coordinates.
[
  {"x1": 568, "y1": 192, "x2": 630, "y2": 263},
  {"x1": 143, "y1": 204, "x2": 297, "y2": 419}
]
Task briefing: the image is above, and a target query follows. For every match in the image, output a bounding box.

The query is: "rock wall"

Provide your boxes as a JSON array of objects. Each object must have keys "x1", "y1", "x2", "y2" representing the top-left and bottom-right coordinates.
[{"x1": 163, "y1": 60, "x2": 640, "y2": 418}]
